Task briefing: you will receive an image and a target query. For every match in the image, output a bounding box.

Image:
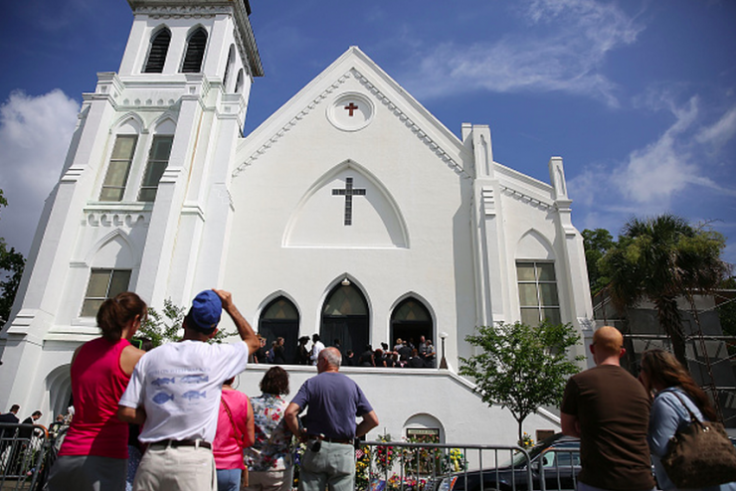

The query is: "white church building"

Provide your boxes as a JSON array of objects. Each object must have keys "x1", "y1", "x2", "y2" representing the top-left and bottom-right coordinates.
[{"x1": 0, "y1": 0, "x2": 594, "y2": 445}]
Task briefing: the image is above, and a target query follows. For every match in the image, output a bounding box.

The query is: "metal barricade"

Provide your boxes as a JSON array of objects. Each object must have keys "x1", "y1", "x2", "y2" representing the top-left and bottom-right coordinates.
[
  {"x1": 536, "y1": 447, "x2": 580, "y2": 491},
  {"x1": 0, "y1": 424, "x2": 52, "y2": 491},
  {"x1": 358, "y1": 440, "x2": 581, "y2": 491},
  {"x1": 359, "y1": 441, "x2": 534, "y2": 491}
]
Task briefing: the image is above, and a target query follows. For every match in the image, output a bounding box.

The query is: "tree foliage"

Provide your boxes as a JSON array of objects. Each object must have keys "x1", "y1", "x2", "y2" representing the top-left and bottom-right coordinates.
[
  {"x1": 136, "y1": 298, "x2": 234, "y2": 348},
  {"x1": 0, "y1": 189, "x2": 26, "y2": 328},
  {"x1": 582, "y1": 228, "x2": 616, "y2": 296},
  {"x1": 460, "y1": 321, "x2": 583, "y2": 443},
  {"x1": 600, "y1": 215, "x2": 731, "y2": 367}
]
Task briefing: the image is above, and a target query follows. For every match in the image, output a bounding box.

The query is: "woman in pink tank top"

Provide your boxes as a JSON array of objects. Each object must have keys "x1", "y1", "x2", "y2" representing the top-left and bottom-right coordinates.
[
  {"x1": 46, "y1": 292, "x2": 147, "y2": 491},
  {"x1": 213, "y1": 377, "x2": 255, "y2": 491}
]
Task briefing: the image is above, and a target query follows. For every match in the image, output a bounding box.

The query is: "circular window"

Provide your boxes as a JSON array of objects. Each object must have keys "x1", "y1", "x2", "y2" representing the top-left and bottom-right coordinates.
[{"x1": 327, "y1": 92, "x2": 374, "y2": 132}]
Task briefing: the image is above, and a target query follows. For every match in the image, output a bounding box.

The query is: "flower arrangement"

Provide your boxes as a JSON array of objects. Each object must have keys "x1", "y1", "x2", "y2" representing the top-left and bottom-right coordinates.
[
  {"x1": 355, "y1": 444, "x2": 372, "y2": 490},
  {"x1": 374, "y1": 433, "x2": 395, "y2": 475},
  {"x1": 519, "y1": 432, "x2": 534, "y2": 449},
  {"x1": 386, "y1": 474, "x2": 430, "y2": 491},
  {"x1": 445, "y1": 448, "x2": 467, "y2": 473}
]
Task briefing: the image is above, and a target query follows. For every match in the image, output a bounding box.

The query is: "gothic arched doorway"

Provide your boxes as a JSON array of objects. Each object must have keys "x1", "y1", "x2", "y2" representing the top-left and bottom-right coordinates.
[
  {"x1": 321, "y1": 282, "x2": 369, "y2": 357},
  {"x1": 258, "y1": 296, "x2": 300, "y2": 364},
  {"x1": 391, "y1": 297, "x2": 433, "y2": 349}
]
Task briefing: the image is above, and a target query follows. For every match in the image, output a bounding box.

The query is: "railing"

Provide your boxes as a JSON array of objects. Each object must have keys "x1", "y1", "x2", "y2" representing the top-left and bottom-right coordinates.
[
  {"x1": 0, "y1": 423, "x2": 56, "y2": 491},
  {"x1": 357, "y1": 441, "x2": 579, "y2": 491}
]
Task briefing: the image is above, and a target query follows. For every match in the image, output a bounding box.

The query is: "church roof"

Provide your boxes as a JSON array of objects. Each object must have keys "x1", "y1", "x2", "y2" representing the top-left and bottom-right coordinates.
[{"x1": 234, "y1": 46, "x2": 469, "y2": 178}]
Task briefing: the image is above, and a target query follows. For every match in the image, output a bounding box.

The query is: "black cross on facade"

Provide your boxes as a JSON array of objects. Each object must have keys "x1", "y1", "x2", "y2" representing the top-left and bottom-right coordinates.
[{"x1": 332, "y1": 177, "x2": 366, "y2": 226}]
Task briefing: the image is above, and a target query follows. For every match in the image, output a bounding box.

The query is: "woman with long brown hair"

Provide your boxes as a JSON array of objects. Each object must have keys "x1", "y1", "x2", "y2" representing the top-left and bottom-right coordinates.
[
  {"x1": 47, "y1": 292, "x2": 147, "y2": 491},
  {"x1": 639, "y1": 348, "x2": 736, "y2": 491}
]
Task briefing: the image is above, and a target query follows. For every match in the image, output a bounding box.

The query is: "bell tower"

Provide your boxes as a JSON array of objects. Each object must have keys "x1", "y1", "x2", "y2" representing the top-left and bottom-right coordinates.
[{"x1": 0, "y1": 0, "x2": 262, "y2": 414}]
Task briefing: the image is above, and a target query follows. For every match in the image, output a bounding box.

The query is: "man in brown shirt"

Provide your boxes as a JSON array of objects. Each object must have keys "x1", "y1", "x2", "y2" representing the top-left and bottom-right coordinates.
[{"x1": 561, "y1": 326, "x2": 655, "y2": 491}]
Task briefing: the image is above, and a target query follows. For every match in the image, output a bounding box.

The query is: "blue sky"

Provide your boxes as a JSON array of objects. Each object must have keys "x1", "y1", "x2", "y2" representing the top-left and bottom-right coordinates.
[{"x1": 1, "y1": 0, "x2": 735, "y2": 266}]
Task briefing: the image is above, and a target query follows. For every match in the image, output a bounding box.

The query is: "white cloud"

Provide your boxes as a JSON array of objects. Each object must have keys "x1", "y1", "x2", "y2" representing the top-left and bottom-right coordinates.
[
  {"x1": 696, "y1": 105, "x2": 736, "y2": 149},
  {"x1": 570, "y1": 97, "x2": 736, "y2": 211},
  {"x1": 403, "y1": 0, "x2": 643, "y2": 105},
  {"x1": 0, "y1": 90, "x2": 80, "y2": 256}
]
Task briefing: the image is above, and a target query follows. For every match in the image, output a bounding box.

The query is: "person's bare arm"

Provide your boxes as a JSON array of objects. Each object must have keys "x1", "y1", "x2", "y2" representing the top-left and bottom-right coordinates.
[
  {"x1": 245, "y1": 397, "x2": 255, "y2": 447},
  {"x1": 213, "y1": 289, "x2": 259, "y2": 355},
  {"x1": 117, "y1": 405, "x2": 146, "y2": 425},
  {"x1": 119, "y1": 345, "x2": 145, "y2": 376},
  {"x1": 560, "y1": 412, "x2": 580, "y2": 438},
  {"x1": 284, "y1": 402, "x2": 307, "y2": 443},
  {"x1": 356, "y1": 410, "x2": 379, "y2": 439}
]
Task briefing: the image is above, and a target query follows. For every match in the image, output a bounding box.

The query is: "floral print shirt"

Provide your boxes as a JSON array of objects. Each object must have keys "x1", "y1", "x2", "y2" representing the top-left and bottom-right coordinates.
[{"x1": 244, "y1": 393, "x2": 293, "y2": 471}]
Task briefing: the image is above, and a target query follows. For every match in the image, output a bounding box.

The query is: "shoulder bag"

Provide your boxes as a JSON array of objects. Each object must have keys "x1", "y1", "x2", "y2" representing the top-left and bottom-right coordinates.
[
  {"x1": 660, "y1": 390, "x2": 736, "y2": 488},
  {"x1": 221, "y1": 395, "x2": 249, "y2": 489}
]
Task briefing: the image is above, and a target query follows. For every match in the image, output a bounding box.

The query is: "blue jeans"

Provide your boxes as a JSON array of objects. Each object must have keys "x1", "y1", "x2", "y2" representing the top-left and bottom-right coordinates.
[{"x1": 217, "y1": 468, "x2": 242, "y2": 491}]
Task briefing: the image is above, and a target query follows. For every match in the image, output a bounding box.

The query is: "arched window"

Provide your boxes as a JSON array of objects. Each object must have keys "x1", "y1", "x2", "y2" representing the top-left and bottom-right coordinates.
[
  {"x1": 234, "y1": 69, "x2": 244, "y2": 94},
  {"x1": 390, "y1": 297, "x2": 433, "y2": 350},
  {"x1": 259, "y1": 296, "x2": 300, "y2": 364},
  {"x1": 143, "y1": 27, "x2": 171, "y2": 73},
  {"x1": 223, "y1": 45, "x2": 235, "y2": 91},
  {"x1": 181, "y1": 28, "x2": 208, "y2": 73},
  {"x1": 321, "y1": 282, "x2": 369, "y2": 356}
]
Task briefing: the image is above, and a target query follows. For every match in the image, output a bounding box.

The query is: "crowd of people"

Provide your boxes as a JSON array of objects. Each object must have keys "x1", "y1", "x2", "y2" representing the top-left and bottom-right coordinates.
[
  {"x1": 255, "y1": 333, "x2": 438, "y2": 368},
  {"x1": 561, "y1": 326, "x2": 736, "y2": 491},
  {"x1": 1, "y1": 289, "x2": 377, "y2": 491},
  {"x1": 4, "y1": 307, "x2": 733, "y2": 491}
]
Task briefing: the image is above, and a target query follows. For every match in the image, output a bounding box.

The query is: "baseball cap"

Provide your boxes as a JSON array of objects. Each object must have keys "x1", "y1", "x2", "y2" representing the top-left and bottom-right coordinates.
[{"x1": 187, "y1": 290, "x2": 222, "y2": 333}]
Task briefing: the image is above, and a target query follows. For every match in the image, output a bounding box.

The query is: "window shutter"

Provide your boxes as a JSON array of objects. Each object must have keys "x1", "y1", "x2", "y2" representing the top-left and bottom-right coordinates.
[
  {"x1": 144, "y1": 29, "x2": 171, "y2": 73},
  {"x1": 182, "y1": 29, "x2": 207, "y2": 73}
]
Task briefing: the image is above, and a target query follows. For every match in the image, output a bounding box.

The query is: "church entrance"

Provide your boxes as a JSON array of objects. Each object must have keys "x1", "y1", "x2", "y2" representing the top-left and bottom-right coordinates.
[
  {"x1": 391, "y1": 297, "x2": 433, "y2": 350},
  {"x1": 258, "y1": 296, "x2": 300, "y2": 364},
  {"x1": 321, "y1": 282, "x2": 369, "y2": 356}
]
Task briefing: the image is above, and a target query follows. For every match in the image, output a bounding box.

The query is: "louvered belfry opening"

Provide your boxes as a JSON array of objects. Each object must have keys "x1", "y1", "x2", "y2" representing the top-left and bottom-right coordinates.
[
  {"x1": 182, "y1": 28, "x2": 208, "y2": 73},
  {"x1": 143, "y1": 28, "x2": 171, "y2": 73}
]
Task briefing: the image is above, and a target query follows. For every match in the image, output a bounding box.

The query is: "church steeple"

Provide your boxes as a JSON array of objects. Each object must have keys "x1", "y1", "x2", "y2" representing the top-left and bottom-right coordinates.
[{"x1": 120, "y1": 0, "x2": 262, "y2": 92}]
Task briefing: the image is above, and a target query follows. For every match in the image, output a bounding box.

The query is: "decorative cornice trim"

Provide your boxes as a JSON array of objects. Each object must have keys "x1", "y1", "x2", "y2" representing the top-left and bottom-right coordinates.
[
  {"x1": 352, "y1": 69, "x2": 469, "y2": 178},
  {"x1": 500, "y1": 185, "x2": 552, "y2": 211},
  {"x1": 85, "y1": 209, "x2": 150, "y2": 228},
  {"x1": 233, "y1": 68, "x2": 469, "y2": 178}
]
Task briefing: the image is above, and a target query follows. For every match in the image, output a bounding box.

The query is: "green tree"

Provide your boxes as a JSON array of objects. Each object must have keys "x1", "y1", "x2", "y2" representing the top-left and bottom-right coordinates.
[
  {"x1": 0, "y1": 189, "x2": 26, "y2": 328},
  {"x1": 582, "y1": 228, "x2": 616, "y2": 296},
  {"x1": 460, "y1": 321, "x2": 583, "y2": 443},
  {"x1": 600, "y1": 215, "x2": 731, "y2": 367},
  {"x1": 136, "y1": 298, "x2": 234, "y2": 348}
]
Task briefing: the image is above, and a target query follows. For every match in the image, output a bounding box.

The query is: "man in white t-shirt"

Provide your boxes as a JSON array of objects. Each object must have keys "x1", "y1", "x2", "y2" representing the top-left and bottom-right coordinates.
[
  {"x1": 118, "y1": 289, "x2": 259, "y2": 491},
  {"x1": 309, "y1": 333, "x2": 325, "y2": 366}
]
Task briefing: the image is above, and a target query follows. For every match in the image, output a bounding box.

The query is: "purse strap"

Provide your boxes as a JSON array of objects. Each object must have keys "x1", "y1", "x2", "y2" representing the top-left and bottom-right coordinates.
[
  {"x1": 221, "y1": 394, "x2": 245, "y2": 448},
  {"x1": 666, "y1": 389, "x2": 700, "y2": 424}
]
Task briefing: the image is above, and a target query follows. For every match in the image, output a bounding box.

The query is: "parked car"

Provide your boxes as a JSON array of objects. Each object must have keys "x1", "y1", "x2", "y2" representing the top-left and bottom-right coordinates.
[{"x1": 437, "y1": 433, "x2": 580, "y2": 491}]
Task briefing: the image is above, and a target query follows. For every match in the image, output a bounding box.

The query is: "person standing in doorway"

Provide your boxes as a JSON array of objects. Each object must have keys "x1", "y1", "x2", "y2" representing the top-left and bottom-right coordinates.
[{"x1": 309, "y1": 334, "x2": 324, "y2": 366}]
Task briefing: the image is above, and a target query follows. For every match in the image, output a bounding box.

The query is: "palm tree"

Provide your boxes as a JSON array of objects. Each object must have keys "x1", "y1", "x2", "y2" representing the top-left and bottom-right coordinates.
[{"x1": 600, "y1": 215, "x2": 731, "y2": 367}]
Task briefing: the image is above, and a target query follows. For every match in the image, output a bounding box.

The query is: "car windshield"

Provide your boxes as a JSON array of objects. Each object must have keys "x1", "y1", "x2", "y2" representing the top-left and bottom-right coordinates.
[{"x1": 499, "y1": 444, "x2": 547, "y2": 468}]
